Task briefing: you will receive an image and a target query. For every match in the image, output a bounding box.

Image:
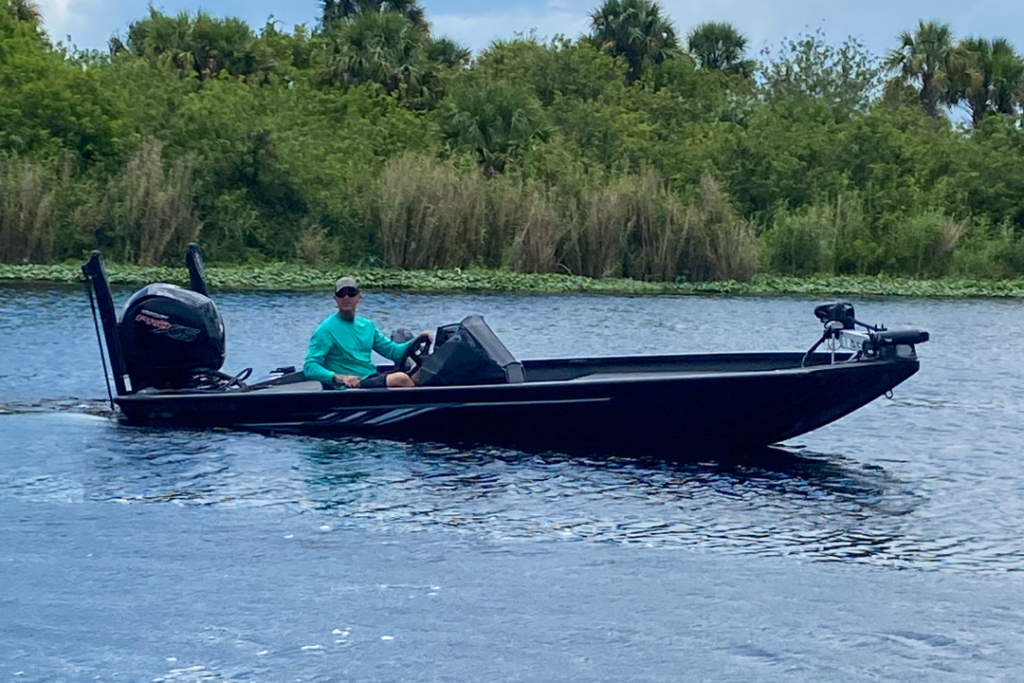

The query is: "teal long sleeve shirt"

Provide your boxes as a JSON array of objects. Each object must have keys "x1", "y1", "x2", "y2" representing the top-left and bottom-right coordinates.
[{"x1": 303, "y1": 314, "x2": 412, "y2": 386}]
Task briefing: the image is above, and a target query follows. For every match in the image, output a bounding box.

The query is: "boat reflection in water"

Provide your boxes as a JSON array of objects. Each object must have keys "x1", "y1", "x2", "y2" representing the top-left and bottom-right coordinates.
[{"x1": 298, "y1": 434, "x2": 923, "y2": 567}]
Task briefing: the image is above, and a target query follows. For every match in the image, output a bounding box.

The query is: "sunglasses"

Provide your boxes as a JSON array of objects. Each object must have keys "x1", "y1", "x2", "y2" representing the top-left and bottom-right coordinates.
[{"x1": 335, "y1": 287, "x2": 360, "y2": 298}]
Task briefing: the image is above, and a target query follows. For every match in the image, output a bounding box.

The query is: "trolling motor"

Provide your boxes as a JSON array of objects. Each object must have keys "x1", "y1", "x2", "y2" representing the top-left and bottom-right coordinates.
[{"x1": 804, "y1": 302, "x2": 929, "y2": 366}]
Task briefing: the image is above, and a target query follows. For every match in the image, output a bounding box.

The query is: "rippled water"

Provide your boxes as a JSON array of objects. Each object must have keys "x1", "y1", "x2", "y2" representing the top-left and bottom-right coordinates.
[{"x1": 3, "y1": 284, "x2": 1024, "y2": 681}]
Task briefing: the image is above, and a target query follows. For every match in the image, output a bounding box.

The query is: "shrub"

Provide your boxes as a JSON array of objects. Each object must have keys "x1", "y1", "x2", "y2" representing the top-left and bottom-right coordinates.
[
  {"x1": 764, "y1": 205, "x2": 833, "y2": 275},
  {"x1": 296, "y1": 223, "x2": 341, "y2": 266},
  {"x1": 953, "y1": 223, "x2": 1024, "y2": 279},
  {"x1": 888, "y1": 211, "x2": 967, "y2": 277}
]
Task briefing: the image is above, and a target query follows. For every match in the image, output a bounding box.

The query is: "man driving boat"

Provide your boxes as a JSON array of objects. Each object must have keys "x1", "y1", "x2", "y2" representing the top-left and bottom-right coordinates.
[{"x1": 303, "y1": 276, "x2": 431, "y2": 389}]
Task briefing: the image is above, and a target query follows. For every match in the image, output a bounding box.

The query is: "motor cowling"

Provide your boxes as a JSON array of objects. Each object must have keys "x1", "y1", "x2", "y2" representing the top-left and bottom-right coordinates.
[{"x1": 119, "y1": 283, "x2": 225, "y2": 389}]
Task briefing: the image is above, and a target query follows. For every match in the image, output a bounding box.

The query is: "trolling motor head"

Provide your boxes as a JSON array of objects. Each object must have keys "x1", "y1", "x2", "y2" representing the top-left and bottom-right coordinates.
[
  {"x1": 806, "y1": 302, "x2": 929, "y2": 366},
  {"x1": 814, "y1": 302, "x2": 857, "y2": 330}
]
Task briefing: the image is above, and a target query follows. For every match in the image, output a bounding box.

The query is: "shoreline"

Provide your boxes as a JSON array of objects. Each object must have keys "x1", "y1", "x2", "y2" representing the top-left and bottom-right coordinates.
[{"x1": 2, "y1": 262, "x2": 1024, "y2": 298}]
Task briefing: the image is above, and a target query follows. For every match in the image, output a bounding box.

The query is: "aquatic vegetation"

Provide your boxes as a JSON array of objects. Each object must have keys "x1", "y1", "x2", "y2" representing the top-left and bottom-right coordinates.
[{"x1": 3, "y1": 262, "x2": 1023, "y2": 298}]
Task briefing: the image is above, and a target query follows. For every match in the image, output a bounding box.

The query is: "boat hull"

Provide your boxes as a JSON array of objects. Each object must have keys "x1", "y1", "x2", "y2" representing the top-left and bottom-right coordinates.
[{"x1": 114, "y1": 352, "x2": 919, "y2": 454}]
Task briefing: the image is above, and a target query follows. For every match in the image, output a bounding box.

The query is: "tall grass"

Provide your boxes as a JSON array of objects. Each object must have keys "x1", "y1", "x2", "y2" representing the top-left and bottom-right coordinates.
[
  {"x1": 629, "y1": 171, "x2": 689, "y2": 282},
  {"x1": 101, "y1": 139, "x2": 203, "y2": 265},
  {"x1": 6, "y1": 144, "x2": 1021, "y2": 280},
  {"x1": 506, "y1": 185, "x2": 561, "y2": 273},
  {"x1": 680, "y1": 175, "x2": 759, "y2": 282},
  {"x1": 888, "y1": 212, "x2": 967, "y2": 277},
  {"x1": 0, "y1": 154, "x2": 76, "y2": 264},
  {"x1": 767, "y1": 194, "x2": 977, "y2": 277},
  {"x1": 373, "y1": 153, "x2": 488, "y2": 269},
  {"x1": 371, "y1": 160, "x2": 760, "y2": 281},
  {"x1": 562, "y1": 184, "x2": 631, "y2": 278}
]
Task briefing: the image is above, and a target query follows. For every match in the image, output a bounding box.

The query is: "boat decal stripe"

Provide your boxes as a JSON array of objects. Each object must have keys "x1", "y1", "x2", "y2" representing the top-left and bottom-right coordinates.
[
  {"x1": 366, "y1": 407, "x2": 436, "y2": 425},
  {"x1": 240, "y1": 398, "x2": 609, "y2": 430},
  {"x1": 457, "y1": 397, "x2": 611, "y2": 409}
]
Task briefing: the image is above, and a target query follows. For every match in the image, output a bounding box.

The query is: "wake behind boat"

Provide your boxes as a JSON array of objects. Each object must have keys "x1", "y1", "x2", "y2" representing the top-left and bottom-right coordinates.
[{"x1": 82, "y1": 246, "x2": 928, "y2": 453}]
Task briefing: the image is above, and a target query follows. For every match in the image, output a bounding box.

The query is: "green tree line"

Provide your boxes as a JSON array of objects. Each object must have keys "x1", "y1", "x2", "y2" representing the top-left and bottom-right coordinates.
[{"x1": 3, "y1": 0, "x2": 1024, "y2": 280}]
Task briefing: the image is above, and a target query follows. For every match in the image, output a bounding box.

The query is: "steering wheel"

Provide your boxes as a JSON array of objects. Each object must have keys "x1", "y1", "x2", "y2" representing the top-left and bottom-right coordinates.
[{"x1": 397, "y1": 333, "x2": 432, "y2": 374}]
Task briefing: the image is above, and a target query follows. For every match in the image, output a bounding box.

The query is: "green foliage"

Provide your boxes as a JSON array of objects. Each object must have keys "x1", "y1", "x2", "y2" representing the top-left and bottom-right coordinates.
[
  {"x1": 760, "y1": 30, "x2": 881, "y2": 119},
  {"x1": 322, "y1": 0, "x2": 427, "y2": 30},
  {"x1": 475, "y1": 35, "x2": 627, "y2": 106},
  {"x1": 3, "y1": 0, "x2": 1024, "y2": 285},
  {"x1": 115, "y1": 9, "x2": 277, "y2": 82},
  {"x1": 588, "y1": 0, "x2": 679, "y2": 82},
  {"x1": 439, "y1": 77, "x2": 548, "y2": 175},
  {"x1": 687, "y1": 22, "x2": 755, "y2": 77},
  {"x1": 1, "y1": 9, "x2": 122, "y2": 161}
]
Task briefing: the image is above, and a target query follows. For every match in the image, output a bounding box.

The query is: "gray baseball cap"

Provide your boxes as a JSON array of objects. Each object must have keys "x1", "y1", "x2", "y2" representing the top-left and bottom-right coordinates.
[{"x1": 334, "y1": 276, "x2": 359, "y2": 293}]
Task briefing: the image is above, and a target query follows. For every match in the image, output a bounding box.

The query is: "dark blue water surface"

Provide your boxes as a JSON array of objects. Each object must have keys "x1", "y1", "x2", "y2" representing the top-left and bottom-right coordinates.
[{"x1": 2, "y1": 284, "x2": 1023, "y2": 682}]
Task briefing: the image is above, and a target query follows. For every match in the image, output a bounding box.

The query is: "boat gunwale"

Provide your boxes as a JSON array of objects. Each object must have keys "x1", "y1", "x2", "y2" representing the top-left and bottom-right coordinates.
[{"x1": 113, "y1": 351, "x2": 916, "y2": 406}]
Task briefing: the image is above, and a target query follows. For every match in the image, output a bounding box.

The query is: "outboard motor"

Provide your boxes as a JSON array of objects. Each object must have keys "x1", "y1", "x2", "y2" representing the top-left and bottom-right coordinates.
[{"x1": 119, "y1": 283, "x2": 226, "y2": 389}]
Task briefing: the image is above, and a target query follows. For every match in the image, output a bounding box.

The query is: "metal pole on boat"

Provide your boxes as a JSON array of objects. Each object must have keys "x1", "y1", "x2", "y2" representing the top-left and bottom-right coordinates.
[
  {"x1": 81, "y1": 252, "x2": 129, "y2": 396},
  {"x1": 86, "y1": 281, "x2": 115, "y2": 410}
]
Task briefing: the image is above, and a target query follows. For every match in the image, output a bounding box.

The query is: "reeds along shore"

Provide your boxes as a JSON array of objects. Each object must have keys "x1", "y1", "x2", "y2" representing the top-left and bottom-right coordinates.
[
  {"x1": 4, "y1": 2, "x2": 1024, "y2": 280},
  {"x1": 4, "y1": 150, "x2": 1023, "y2": 282}
]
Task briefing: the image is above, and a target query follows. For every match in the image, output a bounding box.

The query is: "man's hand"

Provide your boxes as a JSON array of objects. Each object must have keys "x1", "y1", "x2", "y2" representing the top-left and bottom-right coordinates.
[
  {"x1": 334, "y1": 373, "x2": 361, "y2": 388},
  {"x1": 419, "y1": 330, "x2": 434, "y2": 344}
]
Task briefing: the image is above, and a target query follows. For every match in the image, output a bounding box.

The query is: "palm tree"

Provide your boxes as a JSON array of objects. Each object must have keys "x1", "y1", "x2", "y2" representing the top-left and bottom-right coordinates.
[
  {"x1": 321, "y1": 0, "x2": 427, "y2": 30},
  {"x1": 957, "y1": 37, "x2": 1024, "y2": 125},
  {"x1": 117, "y1": 9, "x2": 265, "y2": 80},
  {"x1": 5, "y1": 0, "x2": 42, "y2": 26},
  {"x1": 322, "y1": 11, "x2": 426, "y2": 92},
  {"x1": 884, "y1": 20, "x2": 962, "y2": 118},
  {"x1": 588, "y1": 0, "x2": 679, "y2": 82},
  {"x1": 425, "y1": 37, "x2": 470, "y2": 69},
  {"x1": 988, "y1": 39, "x2": 1024, "y2": 115},
  {"x1": 686, "y1": 21, "x2": 755, "y2": 77},
  {"x1": 439, "y1": 80, "x2": 548, "y2": 176}
]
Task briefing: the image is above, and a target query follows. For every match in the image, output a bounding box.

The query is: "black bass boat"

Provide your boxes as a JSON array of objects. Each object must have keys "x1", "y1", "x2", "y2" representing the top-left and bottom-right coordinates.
[{"x1": 82, "y1": 246, "x2": 929, "y2": 453}]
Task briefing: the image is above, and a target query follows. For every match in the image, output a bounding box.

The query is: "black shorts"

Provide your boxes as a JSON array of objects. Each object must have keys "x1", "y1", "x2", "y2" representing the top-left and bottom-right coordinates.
[{"x1": 359, "y1": 372, "x2": 391, "y2": 389}]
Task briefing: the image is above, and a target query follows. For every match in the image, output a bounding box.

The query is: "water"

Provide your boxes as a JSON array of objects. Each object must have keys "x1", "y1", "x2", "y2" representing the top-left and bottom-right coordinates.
[{"x1": 2, "y1": 284, "x2": 1023, "y2": 681}]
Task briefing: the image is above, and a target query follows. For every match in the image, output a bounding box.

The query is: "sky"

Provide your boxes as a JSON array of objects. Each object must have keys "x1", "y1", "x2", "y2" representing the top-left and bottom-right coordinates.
[{"x1": 37, "y1": 0, "x2": 1024, "y2": 63}]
